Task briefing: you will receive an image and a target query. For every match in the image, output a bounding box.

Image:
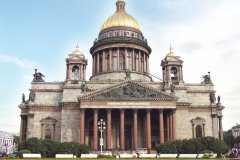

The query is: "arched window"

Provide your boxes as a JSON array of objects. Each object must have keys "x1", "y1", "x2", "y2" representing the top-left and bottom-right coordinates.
[
  {"x1": 141, "y1": 54, "x2": 144, "y2": 72},
  {"x1": 40, "y1": 117, "x2": 57, "y2": 140},
  {"x1": 119, "y1": 52, "x2": 125, "y2": 70},
  {"x1": 196, "y1": 125, "x2": 203, "y2": 138},
  {"x1": 72, "y1": 65, "x2": 79, "y2": 80},
  {"x1": 112, "y1": 49, "x2": 117, "y2": 71},
  {"x1": 106, "y1": 53, "x2": 110, "y2": 71},
  {"x1": 191, "y1": 117, "x2": 206, "y2": 138},
  {"x1": 128, "y1": 49, "x2": 133, "y2": 71},
  {"x1": 171, "y1": 67, "x2": 178, "y2": 80},
  {"x1": 99, "y1": 53, "x2": 103, "y2": 73}
]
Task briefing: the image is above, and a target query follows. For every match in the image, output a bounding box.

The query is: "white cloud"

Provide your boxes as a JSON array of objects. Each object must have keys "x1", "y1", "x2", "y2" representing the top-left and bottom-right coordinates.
[
  {"x1": 0, "y1": 55, "x2": 35, "y2": 69},
  {"x1": 143, "y1": 0, "x2": 240, "y2": 130}
]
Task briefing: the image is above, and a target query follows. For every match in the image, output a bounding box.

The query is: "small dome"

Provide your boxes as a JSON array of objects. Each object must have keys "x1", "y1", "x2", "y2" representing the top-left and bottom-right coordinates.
[
  {"x1": 166, "y1": 45, "x2": 176, "y2": 57},
  {"x1": 69, "y1": 45, "x2": 85, "y2": 58},
  {"x1": 100, "y1": 0, "x2": 141, "y2": 32}
]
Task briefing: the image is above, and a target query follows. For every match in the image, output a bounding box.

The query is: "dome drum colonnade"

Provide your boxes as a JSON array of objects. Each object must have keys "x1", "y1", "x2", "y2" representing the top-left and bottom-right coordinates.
[{"x1": 90, "y1": 0, "x2": 151, "y2": 81}]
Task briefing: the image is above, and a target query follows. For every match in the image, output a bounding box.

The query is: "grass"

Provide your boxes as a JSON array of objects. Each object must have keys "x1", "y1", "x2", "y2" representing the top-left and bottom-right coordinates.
[{"x1": 0, "y1": 158, "x2": 223, "y2": 160}]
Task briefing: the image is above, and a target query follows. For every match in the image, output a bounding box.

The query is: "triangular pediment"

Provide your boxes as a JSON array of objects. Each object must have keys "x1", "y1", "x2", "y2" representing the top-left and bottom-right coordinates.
[{"x1": 79, "y1": 80, "x2": 177, "y2": 101}]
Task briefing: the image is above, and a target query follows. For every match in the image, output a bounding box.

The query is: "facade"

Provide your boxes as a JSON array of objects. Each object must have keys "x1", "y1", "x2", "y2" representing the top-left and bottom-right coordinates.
[
  {"x1": 0, "y1": 131, "x2": 15, "y2": 152},
  {"x1": 19, "y1": 0, "x2": 225, "y2": 151},
  {"x1": 231, "y1": 124, "x2": 240, "y2": 138}
]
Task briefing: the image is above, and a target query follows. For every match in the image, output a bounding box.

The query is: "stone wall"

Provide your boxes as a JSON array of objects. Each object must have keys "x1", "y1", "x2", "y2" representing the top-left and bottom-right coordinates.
[
  {"x1": 176, "y1": 108, "x2": 213, "y2": 139},
  {"x1": 61, "y1": 106, "x2": 80, "y2": 142},
  {"x1": 28, "y1": 110, "x2": 61, "y2": 141}
]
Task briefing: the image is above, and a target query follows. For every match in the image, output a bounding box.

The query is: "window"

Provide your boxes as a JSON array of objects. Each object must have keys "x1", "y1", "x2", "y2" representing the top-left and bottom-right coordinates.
[
  {"x1": 72, "y1": 65, "x2": 79, "y2": 80},
  {"x1": 196, "y1": 125, "x2": 203, "y2": 138},
  {"x1": 119, "y1": 52, "x2": 125, "y2": 70},
  {"x1": 191, "y1": 117, "x2": 206, "y2": 138},
  {"x1": 112, "y1": 49, "x2": 117, "y2": 71},
  {"x1": 106, "y1": 52, "x2": 110, "y2": 71},
  {"x1": 171, "y1": 67, "x2": 178, "y2": 80},
  {"x1": 128, "y1": 49, "x2": 133, "y2": 71},
  {"x1": 99, "y1": 53, "x2": 103, "y2": 73},
  {"x1": 40, "y1": 117, "x2": 57, "y2": 140}
]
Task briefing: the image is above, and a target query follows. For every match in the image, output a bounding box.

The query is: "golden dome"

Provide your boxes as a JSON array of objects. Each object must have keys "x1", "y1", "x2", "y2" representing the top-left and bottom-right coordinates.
[
  {"x1": 69, "y1": 45, "x2": 85, "y2": 58},
  {"x1": 100, "y1": 0, "x2": 141, "y2": 32},
  {"x1": 166, "y1": 45, "x2": 176, "y2": 57}
]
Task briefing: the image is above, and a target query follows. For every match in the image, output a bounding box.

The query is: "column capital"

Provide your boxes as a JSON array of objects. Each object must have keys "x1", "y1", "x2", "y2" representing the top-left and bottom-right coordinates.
[
  {"x1": 120, "y1": 109, "x2": 125, "y2": 113},
  {"x1": 218, "y1": 115, "x2": 223, "y2": 119},
  {"x1": 93, "y1": 109, "x2": 99, "y2": 113},
  {"x1": 159, "y1": 109, "x2": 164, "y2": 113},
  {"x1": 211, "y1": 114, "x2": 217, "y2": 118},
  {"x1": 107, "y1": 109, "x2": 112, "y2": 113},
  {"x1": 80, "y1": 109, "x2": 86, "y2": 113},
  {"x1": 133, "y1": 109, "x2": 138, "y2": 113}
]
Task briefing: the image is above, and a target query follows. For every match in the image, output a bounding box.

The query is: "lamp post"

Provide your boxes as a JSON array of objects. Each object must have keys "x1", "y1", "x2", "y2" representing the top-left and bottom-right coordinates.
[{"x1": 98, "y1": 119, "x2": 106, "y2": 154}]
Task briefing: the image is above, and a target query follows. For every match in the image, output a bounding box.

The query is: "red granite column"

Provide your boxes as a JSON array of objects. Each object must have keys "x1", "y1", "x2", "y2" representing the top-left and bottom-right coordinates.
[
  {"x1": 133, "y1": 109, "x2": 138, "y2": 149},
  {"x1": 219, "y1": 116, "x2": 223, "y2": 140},
  {"x1": 120, "y1": 109, "x2": 125, "y2": 150},
  {"x1": 132, "y1": 49, "x2": 135, "y2": 71},
  {"x1": 102, "y1": 50, "x2": 105, "y2": 72},
  {"x1": 93, "y1": 109, "x2": 98, "y2": 150},
  {"x1": 92, "y1": 55, "x2": 95, "y2": 75},
  {"x1": 117, "y1": 48, "x2": 120, "y2": 70},
  {"x1": 125, "y1": 48, "x2": 128, "y2": 69},
  {"x1": 172, "y1": 110, "x2": 177, "y2": 141},
  {"x1": 166, "y1": 113, "x2": 170, "y2": 141},
  {"x1": 80, "y1": 109, "x2": 85, "y2": 144},
  {"x1": 169, "y1": 112, "x2": 173, "y2": 141},
  {"x1": 138, "y1": 51, "x2": 141, "y2": 72},
  {"x1": 143, "y1": 53, "x2": 146, "y2": 72},
  {"x1": 146, "y1": 109, "x2": 151, "y2": 150},
  {"x1": 159, "y1": 110, "x2": 164, "y2": 143},
  {"x1": 147, "y1": 55, "x2": 149, "y2": 73},
  {"x1": 136, "y1": 52, "x2": 139, "y2": 72},
  {"x1": 107, "y1": 109, "x2": 112, "y2": 150},
  {"x1": 110, "y1": 49, "x2": 112, "y2": 71},
  {"x1": 97, "y1": 52, "x2": 100, "y2": 74}
]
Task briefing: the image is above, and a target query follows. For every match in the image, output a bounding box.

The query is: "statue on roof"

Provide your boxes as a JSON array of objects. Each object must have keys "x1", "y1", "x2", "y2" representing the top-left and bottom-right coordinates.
[
  {"x1": 217, "y1": 95, "x2": 221, "y2": 105},
  {"x1": 22, "y1": 93, "x2": 26, "y2": 104},
  {"x1": 209, "y1": 91, "x2": 216, "y2": 104},
  {"x1": 33, "y1": 69, "x2": 45, "y2": 82},
  {"x1": 201, "y1": 72, "x2": 213, "y2": 85}
]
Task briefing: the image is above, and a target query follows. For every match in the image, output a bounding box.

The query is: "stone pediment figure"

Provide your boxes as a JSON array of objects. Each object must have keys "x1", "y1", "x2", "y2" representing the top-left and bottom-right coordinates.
[
  {"x1": 209, "y1": 91, "x2": 216, "y2": 104},
  {"x1": 201, "y1": 72, "x2": 213, "y2": 85},
  {"x1": 79, "y1": 80, "x2": 177, "y2": 101},
  {"x1": 33, "y1": 69, "x2": 45, "y2": 82}
]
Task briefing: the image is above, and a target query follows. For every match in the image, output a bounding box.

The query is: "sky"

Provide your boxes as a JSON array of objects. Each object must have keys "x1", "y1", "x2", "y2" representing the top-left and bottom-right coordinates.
[{"x1": 0, "y1": 0, "x2": 240, "y2": 133}]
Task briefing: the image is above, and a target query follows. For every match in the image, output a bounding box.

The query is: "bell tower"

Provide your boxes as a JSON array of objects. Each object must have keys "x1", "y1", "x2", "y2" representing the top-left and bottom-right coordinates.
[
  {"x1": 161, "y1": 46, "x2": 184, "y2": 85},
  {"x1": 65, "y1": 45, "x2": 88, "y2": 82}
]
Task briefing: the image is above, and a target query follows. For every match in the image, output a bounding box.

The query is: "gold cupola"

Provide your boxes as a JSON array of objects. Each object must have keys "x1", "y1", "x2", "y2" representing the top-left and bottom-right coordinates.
[
  {"x1": 69, "y1": 45, "x2": 85, "y2": 59},
  {"x1": 100, "y1": 0, "x2": 141, "y2": 32}
]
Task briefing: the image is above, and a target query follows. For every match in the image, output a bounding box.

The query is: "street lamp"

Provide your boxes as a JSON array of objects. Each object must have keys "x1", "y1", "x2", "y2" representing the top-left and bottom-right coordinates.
[{"x1": 98, "y1": 119, "x2": 106, "y2": 154}]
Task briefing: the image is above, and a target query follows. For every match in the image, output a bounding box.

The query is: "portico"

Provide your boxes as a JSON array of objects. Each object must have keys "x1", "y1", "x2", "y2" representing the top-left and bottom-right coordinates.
[{"x1": 78, "y1": 81, "x2": 177, "y2": 151}]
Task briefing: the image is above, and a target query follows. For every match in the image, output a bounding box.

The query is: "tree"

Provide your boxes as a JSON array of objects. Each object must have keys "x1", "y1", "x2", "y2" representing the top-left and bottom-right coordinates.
[{"x1": 224, "y1": 130, "x2": 235, "y2": 148}]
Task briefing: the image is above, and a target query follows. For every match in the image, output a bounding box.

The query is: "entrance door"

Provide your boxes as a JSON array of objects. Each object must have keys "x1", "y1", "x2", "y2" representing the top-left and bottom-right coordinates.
[{"x1": 125, "y1": 125, "x2": 132, "y2": 150}]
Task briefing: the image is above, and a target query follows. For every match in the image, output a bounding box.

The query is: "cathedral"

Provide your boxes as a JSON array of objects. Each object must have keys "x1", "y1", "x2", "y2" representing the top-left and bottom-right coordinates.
[{"x1": 19, "y1": 0, "x2": 224, "y2": 151}]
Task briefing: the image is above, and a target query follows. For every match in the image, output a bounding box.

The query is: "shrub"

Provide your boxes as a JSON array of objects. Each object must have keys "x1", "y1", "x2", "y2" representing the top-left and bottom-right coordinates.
[
  {"x1": 155, "y1": 137, "x2": 229, "y2": 155},
  {"x1": 18, "y1": 138, "x2": 89, "y2": 158},
  {"x1": 18, "y1": 150, "x2": 31, "y2": 158}
]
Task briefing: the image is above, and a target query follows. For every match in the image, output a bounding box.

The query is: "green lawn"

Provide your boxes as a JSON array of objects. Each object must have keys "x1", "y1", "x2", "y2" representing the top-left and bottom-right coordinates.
[{"x1": 0, "y1": 158, "x2": 224, "y2": 160}]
